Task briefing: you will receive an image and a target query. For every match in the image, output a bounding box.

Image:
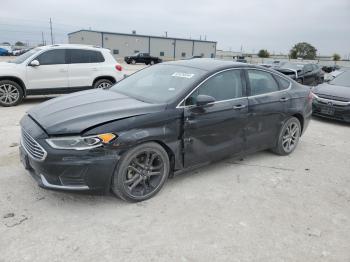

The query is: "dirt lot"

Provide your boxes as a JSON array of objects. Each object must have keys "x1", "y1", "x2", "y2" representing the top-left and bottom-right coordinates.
[
  {"x1": 0, "y1": 96, "x2": 349, "y2": 262},
  {"x1": 0, "y1": 56, "x2": 350, "y2": 261}
]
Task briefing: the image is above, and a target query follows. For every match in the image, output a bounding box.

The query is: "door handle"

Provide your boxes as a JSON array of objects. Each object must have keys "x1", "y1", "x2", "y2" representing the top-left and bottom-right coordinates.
[
  {"x1": 233, "y1": 104, "x2": 246, "y2": 110},
  {"x1": 280, "y1": 97, "x2": 289, "y2": 102},
  {"x1": 59, "y1": 69, "x2": 67, "y2": 73},
  {"x1": 92, "y1": 68, "x2": 98, "y2": 71}
]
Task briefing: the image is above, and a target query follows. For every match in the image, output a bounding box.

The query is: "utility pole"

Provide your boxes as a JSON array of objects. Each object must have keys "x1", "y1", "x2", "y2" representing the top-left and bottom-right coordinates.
[
  {"x1": 165, "y1": 31, "x2": 168, "y2": 38},
  {"x1": 49, "y1": 18, "x2": 54, "y2": 44},
  {"x1": 41, "y1": 31, "x2": 45, "y2": 46}
]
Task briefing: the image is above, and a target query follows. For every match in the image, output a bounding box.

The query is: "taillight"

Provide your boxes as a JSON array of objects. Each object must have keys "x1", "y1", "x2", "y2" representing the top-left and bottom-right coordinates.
[
  {"x1": 308, "y1": 90, "x2": 314, "y2": 102},
  {"x1": 115, "y1": 65, "x2": 122, "y2": 71}
]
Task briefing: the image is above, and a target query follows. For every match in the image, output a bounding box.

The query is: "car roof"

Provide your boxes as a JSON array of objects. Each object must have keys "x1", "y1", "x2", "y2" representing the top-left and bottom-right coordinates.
[
  {"x1": 36, "y1": 44, "x2": 109, "y2": 51},
  {"x1": 162, "y1": 58, "x2": 251, "y2": 71}
]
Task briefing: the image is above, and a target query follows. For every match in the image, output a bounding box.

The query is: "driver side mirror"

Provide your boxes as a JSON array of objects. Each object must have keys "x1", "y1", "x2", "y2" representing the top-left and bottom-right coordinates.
[
  {"x1": 196, "y1": 95, "x2": 216, "y2": 107},
  {"x1": 29, "y1": 60, "x2": 40, "y2": 67}
]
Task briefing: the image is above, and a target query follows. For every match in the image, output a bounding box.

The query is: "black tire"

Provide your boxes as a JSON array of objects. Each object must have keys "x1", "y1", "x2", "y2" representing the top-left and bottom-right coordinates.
[
  {"x1": 272, "y1": 117, "x2": 301, "y2": 156},
  {"x1": 93, "y1": 79, "x2": 113, "y2": 89},
  {"x1": 112, "y1": 142, "x2": 170, "y2": 202},
  {"x1": 126, "y1": 61, "x2": 131, "y2": 64},
  {"x1": 131, "y1": 59, "x2": 136, "y2": 65},
  {"x1": 0, "y1": 80, "x2": 24, "y2": 107},
  {"x1": 150, "y1": 60, "x2": 155, "y2": 65}
]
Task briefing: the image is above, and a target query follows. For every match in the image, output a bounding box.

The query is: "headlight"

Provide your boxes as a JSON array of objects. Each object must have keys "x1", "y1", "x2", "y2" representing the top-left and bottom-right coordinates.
[
  {"x1": 312, "y1": 92, "x2": 319, "y2": 99},
  {"x1": 46, "y1": 133, "x2": 116, "y2": 150}
]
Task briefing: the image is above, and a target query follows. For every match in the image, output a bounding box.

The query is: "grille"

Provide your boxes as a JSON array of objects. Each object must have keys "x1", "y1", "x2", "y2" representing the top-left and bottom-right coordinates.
[
  {"x1": 21, "y1": 129, "x2": 47, "y2": 161},
  {"x1": 316, "y1": 93, "x2": 349, "y2": 103}
]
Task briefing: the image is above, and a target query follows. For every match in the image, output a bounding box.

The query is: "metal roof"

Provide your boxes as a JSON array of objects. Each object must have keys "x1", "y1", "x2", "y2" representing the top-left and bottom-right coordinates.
[{"x1": 68, "y1": 30, "x2": 217, "y2": 44}]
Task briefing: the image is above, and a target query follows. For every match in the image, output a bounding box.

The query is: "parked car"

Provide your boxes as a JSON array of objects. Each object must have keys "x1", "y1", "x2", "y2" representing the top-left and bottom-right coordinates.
[
  {"x1": 124, "y1": 52, "x2": 162, "y2": 65},
  {"x1": 0, "y1": 48, "x2": 9, "y2": 56},
  {"x1": 0, "y1": 44, "x2": 124, "y2": 107},
  {"x1": 322, "y1": 65, "x2": 341, "y2": 73},
  {"x1": 0, "y1": 45, "x2": 13, "y2": 55},
  {"x1": 312, "y1": 70, "x2": 350, "y2": 122},
  {"x1": 324, "y1": 69, "x2": 344, "y2": 82},
  {"x1": 19, "y1": 59, "x2": 312, "y2": 202},
  {"x1": 274, "y1": 63, "x2": 324, "y2": 86}
]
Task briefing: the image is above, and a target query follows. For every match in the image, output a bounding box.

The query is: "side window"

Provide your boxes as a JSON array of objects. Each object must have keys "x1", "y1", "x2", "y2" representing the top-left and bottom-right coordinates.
[
  {"x1": 160, "y1": 51, "x2": 165, "y2": 56},
  {"x1": 275, "y1": 75, "x2": 290, "y2": 90},
  {"x1": 186, "y1": 70, "x2": 243, "y2": 106},
  {"x1": 35, "y1": 49, "x2": 66, "y2": 65},
  {"x1": 304, "y1": 64, "x2": 313, "y2": 72},
  {"x1": 247, "y1": 70, "x2": 279, "y2": 96},
  {"x1": 69, "y1": 50, "x2": 104, "y2": 64}
]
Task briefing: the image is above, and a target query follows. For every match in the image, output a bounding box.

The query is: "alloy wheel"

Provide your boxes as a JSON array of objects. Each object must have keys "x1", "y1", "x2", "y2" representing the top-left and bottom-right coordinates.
[
  {"x1": 123, "y1": 150, "x2": 165, "y2": 198},
  {"x1": 97, "y1": 82, "x2": 112, "y2": 89},
  {"x1": 0, "y1": 84, "x2": 20, "y2": 105},
  {"x1": 282, "y1": 121, "x2": 300, "y2": 153}
]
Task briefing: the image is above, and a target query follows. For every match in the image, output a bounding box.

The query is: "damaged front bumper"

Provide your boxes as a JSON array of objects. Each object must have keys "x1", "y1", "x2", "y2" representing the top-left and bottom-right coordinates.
[{"x1": 19, "y1": 115, "x2": 120, "y2": 193}]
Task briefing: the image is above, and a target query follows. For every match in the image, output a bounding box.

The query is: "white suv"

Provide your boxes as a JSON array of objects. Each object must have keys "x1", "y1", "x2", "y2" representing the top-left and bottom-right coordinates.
[{"x1": 0, "y1": 44, "x2": 124, "y2": 106}]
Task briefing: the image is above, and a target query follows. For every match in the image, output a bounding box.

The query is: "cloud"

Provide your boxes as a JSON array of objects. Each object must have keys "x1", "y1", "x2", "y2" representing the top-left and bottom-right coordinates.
[{"x1": 0, "y1": 0, "x2": 349, "y2": 56}]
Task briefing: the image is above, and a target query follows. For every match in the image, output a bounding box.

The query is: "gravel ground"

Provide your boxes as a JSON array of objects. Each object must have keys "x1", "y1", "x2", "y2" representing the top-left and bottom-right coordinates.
[{"x1": 0, "y1": 97, "x2": 349, "y2": 262}]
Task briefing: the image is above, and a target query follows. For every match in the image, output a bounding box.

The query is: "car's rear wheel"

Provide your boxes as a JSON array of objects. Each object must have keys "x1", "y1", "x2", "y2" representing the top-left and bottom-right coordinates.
[
  {"x1": 272, "y1": 117, "x2": 301, "y2": 156},
  {"x1": 93, "y1": 79, "x2": 113, "y2": 89},
  {"x1": 0, "y1": 80, "x2": 24, "y2": 107},
  {"x1": 112, "y1": 142, "x2": 170, "y2": 202},
  {"x1": 131, "y1": 59, "x2": 136, "y2": 64}
]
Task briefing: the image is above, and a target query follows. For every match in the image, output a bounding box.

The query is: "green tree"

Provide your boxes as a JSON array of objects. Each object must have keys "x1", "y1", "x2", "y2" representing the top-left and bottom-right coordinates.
[
  {"x1": 15, "y1": 41, "x2": 25, "y2": 46},
  {"x1": 332, "y1": 53, "x2": 341, "y2": 61},
  {"x1": 2, "y1": 42, "x2": 11, "y2": 45},
  {"x1": 258, "y1": 49, "x2": 270, "y2": 58},
  {"x1": 289, "y1": 42, "x2": 317, "y2": 59}
]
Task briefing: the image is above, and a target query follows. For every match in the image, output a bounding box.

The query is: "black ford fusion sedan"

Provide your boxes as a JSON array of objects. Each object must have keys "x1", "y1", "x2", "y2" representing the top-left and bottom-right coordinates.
[
  {"x1": 312, "y1": 70, "x2": 350, "y2": 122},
  {"x1": 20, "y1": 59, "x2": 312, "y2": 202}
]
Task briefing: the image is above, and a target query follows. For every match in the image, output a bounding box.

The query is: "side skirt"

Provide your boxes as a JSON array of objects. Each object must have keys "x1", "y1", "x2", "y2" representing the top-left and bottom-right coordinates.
[{"x1": 26, "y1": 86, "x2": 93, "y2": 95}]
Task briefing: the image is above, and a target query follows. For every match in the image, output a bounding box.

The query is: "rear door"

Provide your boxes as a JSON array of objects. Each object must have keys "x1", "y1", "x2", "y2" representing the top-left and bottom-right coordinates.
[
  {"x1": 245, "y1": 69, "x2": 291, "y2": 152},
  {"x1": 183, "y1": 69, "x2": 248, "y2": 167},
  {"x1": 26, "y1": 49, "x2": 68, "y2": 90},
  {"x1": 67, "y1": 49, "x2": 105, "y2": 88}
]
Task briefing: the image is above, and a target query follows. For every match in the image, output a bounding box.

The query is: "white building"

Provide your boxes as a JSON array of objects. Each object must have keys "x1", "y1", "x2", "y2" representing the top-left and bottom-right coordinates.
[{"x1": 68, "y1": 30, "x2": 217, "y2": 61}]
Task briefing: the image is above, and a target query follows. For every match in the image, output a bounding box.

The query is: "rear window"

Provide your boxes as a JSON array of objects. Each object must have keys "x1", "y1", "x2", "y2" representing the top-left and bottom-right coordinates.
[
  {"x1": 69, "y1": 49, "x2": 105, "y2": 63},
  {"x1": 275, "y1": 75, "x2": 291, "y2": 90}
]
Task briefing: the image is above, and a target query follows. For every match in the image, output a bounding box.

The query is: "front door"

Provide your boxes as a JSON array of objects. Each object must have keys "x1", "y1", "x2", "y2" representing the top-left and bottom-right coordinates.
[
  {"x1": 26, "y1": 49, "x2": 68, "y2": 90},
  {"x1": 183, "y1": 69, "x2": 248, "y2": 167}
]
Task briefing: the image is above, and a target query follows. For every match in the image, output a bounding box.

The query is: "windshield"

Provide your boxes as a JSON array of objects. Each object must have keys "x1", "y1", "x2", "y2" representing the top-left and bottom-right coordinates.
[
  {"x1": 111, "y1": 64, "x2": 206, "y2": 103},
  {"x1": 8, "y1": 48, "x2": 40, "y2": 64},
  {"x1": 329, "y1": 71, "x2": 350, "y2": 87}
]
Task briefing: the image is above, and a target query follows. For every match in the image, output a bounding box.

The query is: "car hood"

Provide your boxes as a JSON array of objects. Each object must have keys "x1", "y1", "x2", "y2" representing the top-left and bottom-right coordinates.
[
  {"x1": 313, "y1": 83, "x2": 350, "y2": 100},
  {"x1": 0, "y1": 62, "x2": 18, "y2": 68},
  {"x1": 28, "y1": 89, "x2": 166, "y2": 135}
]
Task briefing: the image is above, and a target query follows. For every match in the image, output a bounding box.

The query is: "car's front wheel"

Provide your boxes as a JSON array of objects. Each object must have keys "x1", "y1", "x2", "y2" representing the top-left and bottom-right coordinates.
[
  {"x1": 93, "y1": 79, "x2": 113, "y2": 89},
  {"x1": 150, "y1": 60, "x2": 155, "y2": 65},
  {"x1": 131, "y1": 59, "x2": 136, "y2": 64},
  {"x1": 112, "y1": 142, "x2": 170, "y2": 202},
  {"x1": 272, "y1": 117, "x2": 301, "y2": 156},
  {"x1": 0, "y1": 80, "x2": 24, "y2": 107}
]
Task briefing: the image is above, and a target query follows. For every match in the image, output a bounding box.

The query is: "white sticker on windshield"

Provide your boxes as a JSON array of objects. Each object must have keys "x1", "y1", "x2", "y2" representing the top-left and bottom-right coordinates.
[{"x1": 172, "y1": 72, "x2": 195, "y2": 78}]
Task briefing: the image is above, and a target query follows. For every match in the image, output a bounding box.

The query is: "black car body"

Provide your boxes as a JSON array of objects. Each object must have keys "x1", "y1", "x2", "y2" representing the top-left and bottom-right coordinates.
[
  {"x1": 275, "y1": 63, "x2": 324, "y2": 86},
  {"x1": 20, "y1": 59, "x2": 312, "y2": 201},
  {"x1": 124, "y1": 52, "x2": 162, "y2": 65},
  {"x1": 312, "y1": 70, "x2": 350, "y2": 122}
]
